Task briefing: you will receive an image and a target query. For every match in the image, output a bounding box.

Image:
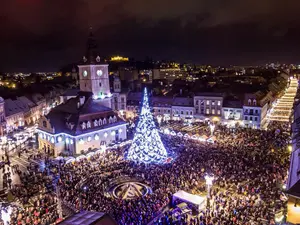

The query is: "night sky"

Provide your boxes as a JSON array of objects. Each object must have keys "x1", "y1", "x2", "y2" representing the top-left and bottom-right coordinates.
[{"x1": 1, "y1": 0, "x2": 300, "y2": 71}]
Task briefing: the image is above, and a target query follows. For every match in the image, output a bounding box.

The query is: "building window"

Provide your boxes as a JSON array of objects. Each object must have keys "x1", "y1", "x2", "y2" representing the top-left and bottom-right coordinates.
[
  {"x1": 253, "y1": 99, "x2": 257, "y2": 106},
  {"x1": 94, "y1": 120, "x2": 98, "y2": 127},
  {"x1": 190, "y1": 111, "x2": 192, "y2": 115},
  {"x1": 245, "y1": 116, "x2": 248, "y2": 120},
  {"x1": 212, "y1": 101, "x2": 215, "y2": 106},
  {"x1": 206, "y1": 100, "x2": 210, "y2": 105},
  {"x1": 217, "y1": 101, "x2": 221, "y2": 106},
  {"x1": 217, "y1": 110, "x2": 220, "y2": 115},
  {"x1": 255, "y1": 110, "x2": 258, "y2": 114},
  {"x1": 248, "y1": 99, "x2": 252, "y2": 105},
  {"x1": 87, "y1": 121, "x2": 91, "y2": 128},
  {"x1": 212, "y1": 109, "x2": 215, "y2": 114},
  {"x1": 81, "y1": 122, "x2": 86, "y2": 129},
  {"x1": 254, "y1": 117, "x2": 258, "y2": 121},
  {"x1": 42, "y1": 121, "x2": 47, "y2": 128},
  {"x1": 206, "y1": 109, "x2": 210, "y2": 114},
  {"x1": 181, "y1": 111, "x2": 183, "y2": 114},
  {"x1": 99, "y1": 82, "x2": 102, "y2": 87},
  {"x1": 250, "y1": 116, "x2": 252, "y2": 121}
]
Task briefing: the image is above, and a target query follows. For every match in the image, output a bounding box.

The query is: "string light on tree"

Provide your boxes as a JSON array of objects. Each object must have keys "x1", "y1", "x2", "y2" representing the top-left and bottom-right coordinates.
[{"x1": 127, "y1": 88, "x2": 168, "y2": 163}]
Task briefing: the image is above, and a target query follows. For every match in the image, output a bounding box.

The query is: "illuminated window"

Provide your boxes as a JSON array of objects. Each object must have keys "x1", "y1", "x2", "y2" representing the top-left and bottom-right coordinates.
[
  {"x1": 206, "y1": 109, "x2": 210, "y2": 114},
  {"x1": 212, "y1": 109, "x2": 215, "y2": 114},
  {"x1": 206, "y1": 100, "x2": 210, "y2": 105},
  {"x1": 217, "y1": 101, "x2": 221, "y2": 106},
  {"x1": 217, "y1": 110, "x2": 221, "y2": 115},
  {"x1": 212, "y1": 101, "x2": 215, "y2": 106}
]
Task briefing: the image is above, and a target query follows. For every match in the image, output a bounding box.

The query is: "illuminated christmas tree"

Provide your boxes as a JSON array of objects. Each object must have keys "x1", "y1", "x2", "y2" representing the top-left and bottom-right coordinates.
[{"x1": 127, "y1": 88, "x2": 168, "y2": 163}]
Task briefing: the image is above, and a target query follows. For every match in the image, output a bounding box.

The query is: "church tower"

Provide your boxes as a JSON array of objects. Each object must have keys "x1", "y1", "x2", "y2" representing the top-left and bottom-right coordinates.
[
  {"x1": 78, "y1": 27, "x2": 112, "y2": 108},
  {"x1": 113, "y1": 76, "x2": 121, "y2": 93}
]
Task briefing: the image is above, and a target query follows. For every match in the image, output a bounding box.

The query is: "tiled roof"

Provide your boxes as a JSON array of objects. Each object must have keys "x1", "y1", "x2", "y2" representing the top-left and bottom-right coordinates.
[
  {"x1": 62, "y1": 89, "x2": 80, "y2": 97},
  {"x1": 194, "y1": 92, "x2": 224, "y2": 97},
  {"x1": 17, "y1": 96, "x2": 36, "y2": 108},
  {"x1": 4, "y1": 99, "x2": 24, "y2": 117},
  {"x1": 44, "y1": 93, "x2": 124, "y2": 135},
  {"x1": 58, "y1": 211, "x2": 117, "y2": 225},
  {"x1": 223, "y1": 100, "x2": 243, "y2": 108},
  {"x1": 172, "y1": 97, "x2": 193, "y2": 107}
]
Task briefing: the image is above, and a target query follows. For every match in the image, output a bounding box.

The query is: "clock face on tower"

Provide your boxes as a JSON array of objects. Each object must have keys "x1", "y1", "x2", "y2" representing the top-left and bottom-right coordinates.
[
  {"x1": 83, "y1": 70, "x2": 88, "y2": 77},
  {"x1": 97, "y1": 69, "x2": 103, "y2": 76}
]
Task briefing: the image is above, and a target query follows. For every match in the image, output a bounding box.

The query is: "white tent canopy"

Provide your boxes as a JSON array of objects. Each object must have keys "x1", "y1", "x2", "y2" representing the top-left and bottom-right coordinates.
[{"x1": 172, "y1": 190, "x2": 205, "y2": 210}]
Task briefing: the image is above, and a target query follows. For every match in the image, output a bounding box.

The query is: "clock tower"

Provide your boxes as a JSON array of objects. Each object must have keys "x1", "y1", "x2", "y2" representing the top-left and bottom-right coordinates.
[{"x1": 78, "y1": 28, "x2": 112, "y2": 108}]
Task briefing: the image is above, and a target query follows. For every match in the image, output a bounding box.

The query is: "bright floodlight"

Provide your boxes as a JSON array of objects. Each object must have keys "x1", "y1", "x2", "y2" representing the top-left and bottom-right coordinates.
[
  {"x1": 205, "y1": 175, "x2": 214, "y2": 186},
  {"x1": 209, "y1": 123, "x2": 215, "y2": 135},
  {"x1": 127, "y1": 88, "x2": 168, "y2": 163},
  {"x1": 1, "y1": 206, "x2": 12, "y2": 225}
]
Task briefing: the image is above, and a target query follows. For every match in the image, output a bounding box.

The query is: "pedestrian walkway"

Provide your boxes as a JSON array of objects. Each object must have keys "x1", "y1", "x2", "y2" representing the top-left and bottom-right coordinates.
[
  {"x1": 10, "y1": 149, "x2": 45, "y2": 171},
  {"x1": 0, "y1": 149, "x2": 45, "y2": 191}
]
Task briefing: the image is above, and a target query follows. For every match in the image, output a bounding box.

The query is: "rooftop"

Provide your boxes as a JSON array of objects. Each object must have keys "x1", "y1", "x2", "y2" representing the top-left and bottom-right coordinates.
[{"x1": 58, "y1": 211, "x2": 117, "y2": 225}]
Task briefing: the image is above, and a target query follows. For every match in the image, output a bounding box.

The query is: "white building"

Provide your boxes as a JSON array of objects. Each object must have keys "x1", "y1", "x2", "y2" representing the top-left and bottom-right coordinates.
[
  {"x1": 37, "y1": 29, "x2": 127, "y2": 156},
  {"x1": 4, "y1": 99, "x2": 25, "y2": 132},
  {"x1": 222, "y1": 99, "x2": 243, "y2": 126},
  {"x1": 243, "y1": 92, "x2": 270, "y2": 128},
  {"x1": 194, "y1": 93, "x2": 223, "y2": 119},
  {"x1": 171, "y1": 97, "x2": 194, "y2": 121}
]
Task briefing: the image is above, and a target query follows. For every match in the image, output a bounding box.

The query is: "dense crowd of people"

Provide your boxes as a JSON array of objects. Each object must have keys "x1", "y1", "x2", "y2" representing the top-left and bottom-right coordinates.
[
  {"x1": 0, "y1": 121, "x2": 291, "y2": 225},
  {"x1": 56, "y1": 123, "x2": 290, "y2": 225}
]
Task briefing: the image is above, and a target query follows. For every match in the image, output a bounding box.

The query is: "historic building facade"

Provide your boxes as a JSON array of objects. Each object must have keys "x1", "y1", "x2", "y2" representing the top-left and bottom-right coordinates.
[
  {"x1": 0, "y1": 97, "x2": 5, "y2": 136},
  {"x1": 37, "y1": 29, "x2": 127, "y2": 156}
]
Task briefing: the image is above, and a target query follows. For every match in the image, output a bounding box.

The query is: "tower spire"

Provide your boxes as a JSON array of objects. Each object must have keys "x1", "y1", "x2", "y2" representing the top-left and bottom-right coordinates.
[{"x1": 84, "y1": 26, "x2": 100, "y2": 64}]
